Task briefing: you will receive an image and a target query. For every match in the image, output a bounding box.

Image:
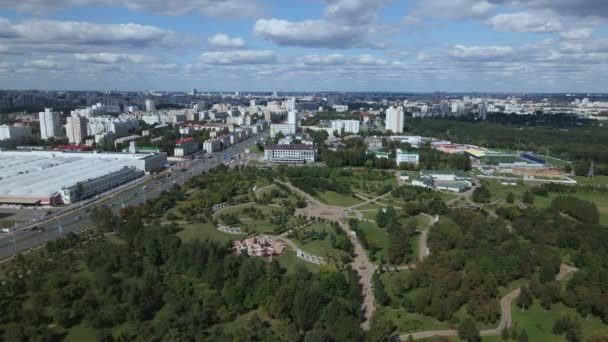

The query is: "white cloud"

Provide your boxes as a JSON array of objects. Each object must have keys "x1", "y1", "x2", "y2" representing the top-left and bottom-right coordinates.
[
  {"x1": 254, "y1": 19, "x2": 370, "y2": 49},
  {"x1": 199, "y1": 50, "x2": 276, "y2": 65},
  {"x1": 560, "y1": 28, "x2": 593, "y2": 40},
  {"x1": 297, "y1": 53, "x2": 347, "y2": 66},
  {"x1": 24, "y1": 59, "x2": 63, "y2": 69},
  {"x1": 487, "y1": 12, "x2": 562, "y2": 32},
  {"x1": 0, "y1": 19, "x2": 177, "y2": 49},
  {"x1": 414, "y1": 0, "x2": 496, "y2": 19},
  {"x1": 207, "y1": 33, "x2": 245, "y2": 48},
  {"x1": 450, "y1": 45, "x2": 514, "y2": 60},
  {"x1": 253, "y1": 0, "x2": 392, "y2": 49},
  {"x1": 74, "y1": 52, "x2": 154, "y2": 64},
  {"x1": 0, "y1": 0, "x2": 264, "y2": 19}
]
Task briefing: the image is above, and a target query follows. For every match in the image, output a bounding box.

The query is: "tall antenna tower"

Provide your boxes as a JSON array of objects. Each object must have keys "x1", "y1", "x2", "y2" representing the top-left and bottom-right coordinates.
[{"x1": 588, "y1": 160, "x2": 594, "y2": 178}]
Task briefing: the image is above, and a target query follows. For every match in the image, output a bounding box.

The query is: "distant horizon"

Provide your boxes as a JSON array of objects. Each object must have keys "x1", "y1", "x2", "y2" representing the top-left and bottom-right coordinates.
[
  {"x1": 1, "y1": 0, "x2": 607, "y2": 92},
  {"x1": 1, "y1": 89, "x2": 606, "y2": 96}
]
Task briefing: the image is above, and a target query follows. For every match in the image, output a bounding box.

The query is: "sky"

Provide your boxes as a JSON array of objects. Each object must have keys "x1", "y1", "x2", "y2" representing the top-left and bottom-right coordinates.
[{"x1": 0, "y1": 0, "x2": 607, "y2": 92}]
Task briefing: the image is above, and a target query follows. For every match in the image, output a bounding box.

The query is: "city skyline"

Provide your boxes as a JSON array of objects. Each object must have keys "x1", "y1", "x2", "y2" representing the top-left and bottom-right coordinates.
[{"x1": 0, "y1": 0, "x2": 607, "y2": 92}]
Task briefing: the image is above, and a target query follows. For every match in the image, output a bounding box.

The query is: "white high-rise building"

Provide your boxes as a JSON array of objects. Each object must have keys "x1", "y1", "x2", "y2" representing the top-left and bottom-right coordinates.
[
  {"x1": 39, "y1": 108, "x2": 63, "y2": 140},
  {"x1": 385, "y1": 106, "x2": 404, "y2": 133},
  {"x1": 0, "y1": 124, "x2": 32, "y2": 142},
  {"x1": 145, "y1": 99, "x2": 156, "y2": 112},
  {"x1": 66, "y1": 114, "x2": 88, "y2": 144},
  {"x1": 331, "y1": 120, "x2": 360, "y2": 134}
]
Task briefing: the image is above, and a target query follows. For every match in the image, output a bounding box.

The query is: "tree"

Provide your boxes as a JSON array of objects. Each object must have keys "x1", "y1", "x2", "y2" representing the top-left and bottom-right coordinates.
[
  {"x1": 518, "y1": 329, "x2": 529, "y2": 342},
  {"x1": 522, "y1": 190, "x2": 534, "y2": 204},
  {"x1": 458, "y1": 318, "x2": 481, "y2": 342},
  {"x1": 506, "y1": 192, "x2": 515, "y2": 204},
  {"x1": 501, "y1": 327, "x2": 509, "y2": 341},
  {"x1": 472, "y1": 186, "x2": 491, "y2": 203},
  {"x1": 366, "y1": 319, "x2": 395, "y2": 342},
  {"x1": 516, "y1": 286, "x2": 533, "y2": 310}
]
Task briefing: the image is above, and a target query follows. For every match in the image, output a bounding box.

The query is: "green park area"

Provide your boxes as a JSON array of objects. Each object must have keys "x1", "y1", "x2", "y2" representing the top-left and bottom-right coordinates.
[
  {"x1": 483, "y1": 302, "x2": 608, "y2": 342},
  {"x1": 289, "y1": 222, "x2": 351, "y2": 264},
  {"x1": 482, "y1": 179, "x2": 608, "y2": 225},
  {"x1": 316, "y1": 190, "x2": 363, "y2": 207}
]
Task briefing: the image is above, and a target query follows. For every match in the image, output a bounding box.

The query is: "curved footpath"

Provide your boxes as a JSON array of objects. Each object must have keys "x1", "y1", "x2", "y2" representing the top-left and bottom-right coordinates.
[
  {"x1": 276, "y1": 180, "x2": 378, "y2": 331},
  {"x1": 399, "y1": 264, "x2": 578, "y2": 340}
]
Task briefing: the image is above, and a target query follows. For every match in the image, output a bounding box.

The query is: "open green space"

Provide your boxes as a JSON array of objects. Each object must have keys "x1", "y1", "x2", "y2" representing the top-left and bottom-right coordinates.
[
  {"x1": 376, "y1": 306, "x2": 452, "y2": 334},
  {"x1": 483, "y1": 180, "x2": 608, "y2": 225},
  {"x1": 483, "y1": 302, "x2": 608, "y2": 342},
  {"x1": 177, "y1": 222, "x2": 236, "y2": 244},
  {"x1": 573, "y1": 175, "x2": 608, "y2": 186},
  {"x1": 290, "y1": 223, "x2": 350, "y2": 264},
  {"x1": 316, "y1": 190, "x2": 364, "y2": 207},
  {"x1": 277, "y1": 250, "x2": 320, "y2": 273},
  {"x1": 357, "y1": 220, "x2": 388, "y2": 263},
  {"x1": 481, "y1": 154, "x2": 536, "y2": 165}
]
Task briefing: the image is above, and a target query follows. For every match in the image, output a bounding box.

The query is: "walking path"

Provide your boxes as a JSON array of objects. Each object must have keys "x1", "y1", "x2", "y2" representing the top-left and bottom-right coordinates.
[
  {"x1": 276, "y1": 180, "x2": 378, "y2": 331},
  {"x1": 399, "y1": 264, "x2": 578, "y2": 340}
]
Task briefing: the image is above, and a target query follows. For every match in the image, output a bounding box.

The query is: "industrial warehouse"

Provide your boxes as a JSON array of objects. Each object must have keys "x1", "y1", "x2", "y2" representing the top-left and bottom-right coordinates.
[{"x1": 0, "y1": 150, "x2": 167, "y2": 205}]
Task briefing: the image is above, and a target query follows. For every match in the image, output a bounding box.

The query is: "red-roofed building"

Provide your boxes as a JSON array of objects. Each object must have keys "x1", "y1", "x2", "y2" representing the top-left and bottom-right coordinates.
[{"x1": 174, "y1": 137, "x2": 200, "y2": 157}]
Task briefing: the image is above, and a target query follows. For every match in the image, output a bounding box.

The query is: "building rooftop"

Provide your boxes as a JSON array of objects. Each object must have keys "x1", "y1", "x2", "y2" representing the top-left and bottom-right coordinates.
[
  {"x1": 397, "y1": 149, "x2": 419, "y2": 155},
  {"x1": 266, "y1": 144, "x2": 315, "y2": 151},
  {"x1": 0, "y1": 150, "x2": 150, "y2": 200}
]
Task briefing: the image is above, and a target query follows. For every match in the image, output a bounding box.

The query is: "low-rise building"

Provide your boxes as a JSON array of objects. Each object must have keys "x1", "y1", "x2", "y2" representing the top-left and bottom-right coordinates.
[
  {"x1": 265, "y1": 144, "x2": 316, "y2": 164},
  {"x1": 174, "y1": 137, "x2": 200, "y2": 157},
  {"x1": 396, "y1": 149, "x2": 420, "y2": 165}
]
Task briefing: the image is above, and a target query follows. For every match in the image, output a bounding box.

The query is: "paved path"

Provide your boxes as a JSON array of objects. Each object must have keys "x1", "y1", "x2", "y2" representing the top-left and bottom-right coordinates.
[
  {"x1": 277, "y1": 180, "x2": 377, "y2": 331},
  {"x1": 399, "y1": 264, "x2": 578, "y2": 340}
]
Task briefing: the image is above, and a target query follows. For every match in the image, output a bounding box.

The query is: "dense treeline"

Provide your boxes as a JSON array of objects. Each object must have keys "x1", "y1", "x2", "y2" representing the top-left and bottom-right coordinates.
[
  {"x1": 510, "y1": 207, "x2": 608, "y2": 323},
  {"x1": 397, "y1": 208, "x2": 562, "y2": 324},
  {"x1": 550, "y1": 196, "x2": 600, "y2": 224},
  {"x1": 284, "y1": 167, "x2": 353, "y2": 196},
  {"x1": 0, "y1": 179, "x2": 365, "y2": 341},
  {"x1": 405, "y1": 118, "x2": 608, "y2": 175}
]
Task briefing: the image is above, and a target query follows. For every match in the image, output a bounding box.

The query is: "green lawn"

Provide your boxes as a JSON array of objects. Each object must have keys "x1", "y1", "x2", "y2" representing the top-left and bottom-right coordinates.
[
  {"x1": 357, "y1": 202, "x2": 384, "y2": 210},
  {"x1": 277, "y1": 250, "x2": 320, "y2": 273},
  {"x1": 376, "y1": 306, "x2": 452, "y2": 334},
  {"x1": 290, "y1": 223, "x2": 350, "y2": 263},
  {"x1": 357, "y1": 221, "x2": 388, "y2": 263},
  {"x1": 361, "y1": 209, "x2": 379, "y2": 221},
  {"x1": 573, "y1": 175, "x2": 608, "y2": 186},
  {"x1": 177, "y1": 222, "x2": 237, "y2": 243},
  {"x1": 316, "y1": 191, "x2": 364, "y2": 207},
  {"x1": 483, "y1": 302, "x2": 608, "y2": 342}
]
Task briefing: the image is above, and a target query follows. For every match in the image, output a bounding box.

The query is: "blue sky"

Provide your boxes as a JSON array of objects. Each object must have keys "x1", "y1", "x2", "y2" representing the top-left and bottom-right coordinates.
[{"x1": 0, "y1": 0, "x2": 607, "y2": 92}]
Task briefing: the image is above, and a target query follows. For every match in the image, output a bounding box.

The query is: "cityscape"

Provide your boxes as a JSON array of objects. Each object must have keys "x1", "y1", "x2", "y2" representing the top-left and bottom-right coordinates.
[{"x1": 1, "y1": 1, "x2": 608, "y2": 342}]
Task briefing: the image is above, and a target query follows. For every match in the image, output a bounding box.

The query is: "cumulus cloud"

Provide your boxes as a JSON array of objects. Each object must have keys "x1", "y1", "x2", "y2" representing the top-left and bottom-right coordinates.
[
  {"x1": 560, "y1": 28, "x2": 593, "y2": 40},
  {"x1": 413, "y1": 0, "x2": 496, "y2": 19},
  {"x1": 488, "y1": 0, "x2": 608, "y2": 19},
  {"x1": 199, "y1": 50, "x2": 276, "y2": 65},
  {"x1": 254, "y1": 19, "x2": 372, "y2": 49},
  {"x1": 0, "y1": 19, "x2": 177, "y2": 49},
  {"x1": 253, "y1": 0, "x2": 391, "y2": 49},
  {"x1": 208, "y1": 33, "x2": 245, "y2": 48},
  {"x1": 450, "y1": 45, "x2": 514, "y2": 60},
  {"x1": 487, "y1": 12, "x2": 562, "y2": 32},
  {"x1": 0, "y1": 0, "x2": 264, "y2": 19},
  {"x1": 74, "y1": 52, "x2": 154, "y2": 64}
]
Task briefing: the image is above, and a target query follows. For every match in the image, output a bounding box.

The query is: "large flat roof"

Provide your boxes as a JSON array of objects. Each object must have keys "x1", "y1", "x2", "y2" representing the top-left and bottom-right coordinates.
[{"x1": 0, "y1": 150, "x2": 146, "y2": 199}]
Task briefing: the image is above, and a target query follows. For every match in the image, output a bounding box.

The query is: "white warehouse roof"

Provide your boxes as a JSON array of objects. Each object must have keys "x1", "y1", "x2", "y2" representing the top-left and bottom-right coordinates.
[{"x1": 0, "y1": 150, "x2": 148, "y2": 200}]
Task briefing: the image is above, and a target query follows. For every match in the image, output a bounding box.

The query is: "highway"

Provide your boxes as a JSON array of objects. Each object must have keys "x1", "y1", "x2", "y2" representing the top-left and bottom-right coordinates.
[{"x1": 0, "y1": 130, "x2": 269, "y2": 259}]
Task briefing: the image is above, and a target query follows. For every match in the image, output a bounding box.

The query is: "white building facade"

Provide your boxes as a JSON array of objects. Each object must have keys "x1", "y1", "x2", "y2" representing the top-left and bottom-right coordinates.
[{"x1": 385, "y1": 106, "x2": 404, "y2": 133}]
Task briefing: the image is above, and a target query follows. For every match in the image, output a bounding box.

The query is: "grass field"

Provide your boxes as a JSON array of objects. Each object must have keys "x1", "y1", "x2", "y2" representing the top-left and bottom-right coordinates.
[
  {"x1": 573, "y1": 175, "x2": 608, "y2": 186},
  {"x1": 290, "y1": 223, "x2": 350, "y2": 263},
  {"x1": 177, "y1": 222, "x2": 236, "y2": 243},
  {"x1": 277, "y1": 250, "x2": 320, "y2": 273},
  {"x1": 483, "y1": 302, "x2": 608, "y2": 342},
  {"x1": 316, "y1": 191, "x2": 364, "y2": 207},
  {"x1": 357, "y1": 220, "x2": 388, "y2": 263},
  {"x1": 376, "y1": 306, "x2": 452, "y2": 334}
]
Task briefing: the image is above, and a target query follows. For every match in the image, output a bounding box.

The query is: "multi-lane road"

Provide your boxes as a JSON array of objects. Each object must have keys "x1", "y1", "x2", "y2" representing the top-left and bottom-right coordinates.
[{"x1": 0, "y1": 130, "x2": 268, "y2": 259}]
